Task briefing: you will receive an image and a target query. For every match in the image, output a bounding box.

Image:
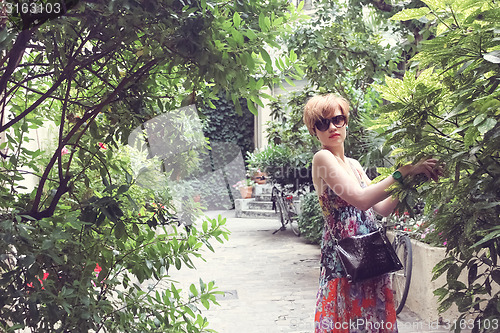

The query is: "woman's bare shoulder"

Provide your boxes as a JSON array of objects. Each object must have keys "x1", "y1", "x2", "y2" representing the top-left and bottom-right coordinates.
[{"x1": 313, "y1": 149, "x2": 338, "y2": 165}]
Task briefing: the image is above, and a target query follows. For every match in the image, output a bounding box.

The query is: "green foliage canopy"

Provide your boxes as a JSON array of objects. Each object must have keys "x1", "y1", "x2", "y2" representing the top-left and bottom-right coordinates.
[
  {"x1": 0, "y1": 0, "x2": 304, "y2": 331},
  {"x1": 373, "y1": 0, "x2": 500, "y2": 330}
]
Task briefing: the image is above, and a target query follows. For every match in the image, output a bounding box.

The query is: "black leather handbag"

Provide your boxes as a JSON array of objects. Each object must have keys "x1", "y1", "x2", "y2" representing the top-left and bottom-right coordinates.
[
  {"x1": 325, "y1": 160, "x2": 404, "y2": 283},
  {"x1": 334, "y1": 229, "x2": 403, "y2": 283}
]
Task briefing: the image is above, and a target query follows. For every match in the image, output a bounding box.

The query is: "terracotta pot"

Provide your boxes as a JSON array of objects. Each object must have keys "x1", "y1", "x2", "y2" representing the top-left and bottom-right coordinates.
[{"x1": 239, "y1": 186, "x2": 253, "y2": 199}]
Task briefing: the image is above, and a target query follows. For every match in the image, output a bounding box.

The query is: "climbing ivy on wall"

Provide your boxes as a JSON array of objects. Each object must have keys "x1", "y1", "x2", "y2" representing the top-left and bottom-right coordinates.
[{"x1": 200, "y1": 95, "x2": 255, "y2": 166}]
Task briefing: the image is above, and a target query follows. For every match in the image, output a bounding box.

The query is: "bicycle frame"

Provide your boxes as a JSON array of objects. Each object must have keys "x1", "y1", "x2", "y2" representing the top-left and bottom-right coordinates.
[
  {"x1": 382, "y1": 221, "x2": 413, "y2": 315},
  {"x1": 270, "y1": 182, "x2": 300, "y2": 236}
]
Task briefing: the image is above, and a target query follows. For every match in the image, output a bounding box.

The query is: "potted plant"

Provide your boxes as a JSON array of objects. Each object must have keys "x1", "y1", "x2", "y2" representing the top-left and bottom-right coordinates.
[
  {"x1": 249, "y1": 167, "x2": 267, "y2": 184},
  {"x1": 232, "y1": 179, "x2": 255, "y2": 199}
]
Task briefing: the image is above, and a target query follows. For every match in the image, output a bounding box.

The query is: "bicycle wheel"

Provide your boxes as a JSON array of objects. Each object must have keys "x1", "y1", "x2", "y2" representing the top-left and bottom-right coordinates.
[
  {"x1": 392, "y1": 235, "x2": 412, "y2": 315},
  {"x1": 274, "y1": 194, "x2": 287, "y2": 233},
  {"x1": 286, "y1": 199, "x2": 301, "y2": 236}
]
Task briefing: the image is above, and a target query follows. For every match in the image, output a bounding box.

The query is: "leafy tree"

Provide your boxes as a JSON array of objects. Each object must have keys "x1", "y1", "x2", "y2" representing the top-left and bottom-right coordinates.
[
  {"x1": 373, "y1": 0, "x2": 499, "y2": 330},
  {"x1": 286, "y1": 0, "x2": 403, "y2": 111},
  {"x1": 0, "y1": 0, "x2": 303, "y2": 331},
  {"x1": 284, "y1": 0, "x2": 407, "y2": 174}
]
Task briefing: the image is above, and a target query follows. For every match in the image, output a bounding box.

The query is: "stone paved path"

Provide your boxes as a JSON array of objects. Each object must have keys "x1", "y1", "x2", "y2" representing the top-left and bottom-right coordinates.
[{"x1": 166, "y1": 210, "x2": 459, "y2": 333}]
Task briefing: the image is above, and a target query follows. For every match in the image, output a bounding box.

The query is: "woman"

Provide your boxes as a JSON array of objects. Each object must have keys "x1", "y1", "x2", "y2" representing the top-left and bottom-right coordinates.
[{"x1": 303, "y1": 94, "x2": 441, "y2": 333}]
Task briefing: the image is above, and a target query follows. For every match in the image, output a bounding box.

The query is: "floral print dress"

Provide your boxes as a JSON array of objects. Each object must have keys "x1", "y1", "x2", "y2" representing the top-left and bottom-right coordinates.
[{"x1": 314, "y1": 180, "x2": 398, "y2": 332}]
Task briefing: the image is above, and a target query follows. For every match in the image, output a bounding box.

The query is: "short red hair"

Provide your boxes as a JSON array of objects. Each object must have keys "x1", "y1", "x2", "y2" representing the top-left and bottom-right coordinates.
[{"x1": 303, "y1": 94, "x2": 350, "y2": 136}]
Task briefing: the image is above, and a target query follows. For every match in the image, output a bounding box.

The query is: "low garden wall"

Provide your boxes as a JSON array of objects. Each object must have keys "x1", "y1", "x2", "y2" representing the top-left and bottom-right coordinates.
[
  {"x1": 387, "y1": 233, "x2": 463, "y2": 324},
  {"x1": 405, "y1": 238, "x2": 461, "y2": 323}
]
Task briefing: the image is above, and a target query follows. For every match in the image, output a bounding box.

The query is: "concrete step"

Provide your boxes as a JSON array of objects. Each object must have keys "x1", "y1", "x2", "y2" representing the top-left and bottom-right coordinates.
[
  {"x1": 234, "y1": 184, "x2": 304, "y2": 219},
  {"x1": 255, "y1": 194, "x2": 272, "y2": 202},
  {"x1": 235, "y1": 209, "x2": 278, "y2": 219},
  {"x1": 248, "y1": 200, "x2": 274, "y2": 210},
  {"x1": 234, "y1": 198, "x2": 279, "y2": 219}
]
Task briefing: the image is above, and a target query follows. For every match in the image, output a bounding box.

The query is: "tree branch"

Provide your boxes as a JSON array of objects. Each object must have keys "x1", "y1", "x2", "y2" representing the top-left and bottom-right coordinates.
[
  {"x1": 0, "y1": 69, "x2": 69, "y2": 133},
  {"x1": 0, "y1": 30, "x2": 30, "y2": 127},
  {"x1": 58, "y1": 73, "x2": 73, "y2": 181},
  {"x1": 7, "y1": 80, "x2": 88, "y2": 108},
  {"x1": 0, "y1": 36, "x2": 118, "y2": 134},
  {"x1": 28, "y1": 59, "x2": 159, "y2": 219},
  {"x1": 0, "y1": 27, "x2": 35, "y2": 107}
]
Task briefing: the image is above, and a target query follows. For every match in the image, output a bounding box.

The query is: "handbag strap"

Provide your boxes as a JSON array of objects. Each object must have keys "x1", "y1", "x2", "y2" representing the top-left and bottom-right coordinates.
[
  {"x1": 322, "y1": 159, "x2": 366, "y2": 243},
  {"x1": 322, "y1": 159, "x2": 360, "y2": 244}
]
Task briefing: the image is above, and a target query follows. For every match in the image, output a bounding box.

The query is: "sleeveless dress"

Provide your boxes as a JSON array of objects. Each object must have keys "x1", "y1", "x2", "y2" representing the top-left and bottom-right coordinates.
[{"x1": 314, "y1": 178, "x2": 398, "y2": 332}]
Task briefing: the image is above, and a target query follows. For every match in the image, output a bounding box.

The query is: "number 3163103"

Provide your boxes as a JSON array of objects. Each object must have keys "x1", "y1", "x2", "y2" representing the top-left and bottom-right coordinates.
[
  {"x1": 444, "y1": 318, "x2": 499, "y2": 330},
  {"x1": 4, "y1": 2, "x2": 62, "y2": 15}
]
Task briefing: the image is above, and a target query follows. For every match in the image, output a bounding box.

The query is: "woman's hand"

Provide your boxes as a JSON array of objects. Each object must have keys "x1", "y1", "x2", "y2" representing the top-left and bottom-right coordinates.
[{"x1": 400, "y1": 158, "x2": 445, "y2": 182}]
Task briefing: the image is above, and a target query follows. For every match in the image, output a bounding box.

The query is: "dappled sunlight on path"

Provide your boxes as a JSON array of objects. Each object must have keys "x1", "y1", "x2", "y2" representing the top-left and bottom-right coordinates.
[{"x1": 168, "y1": 210, "x2": 319, "y2": 332}]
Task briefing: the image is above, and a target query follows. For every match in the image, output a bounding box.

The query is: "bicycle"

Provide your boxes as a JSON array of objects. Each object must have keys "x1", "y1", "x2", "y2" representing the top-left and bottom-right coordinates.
[
  {"x1": 270, "y1": 181, "x2": 301, "y2": 236},
  {"x1": 383, "y1": 221, "x2": 413, "y2": 315}
]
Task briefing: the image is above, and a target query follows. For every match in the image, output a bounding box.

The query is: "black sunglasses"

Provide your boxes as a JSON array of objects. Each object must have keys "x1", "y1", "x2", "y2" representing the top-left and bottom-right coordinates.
[{"x1": 315, "y1": 115, "x2": 347, "y2": 131}]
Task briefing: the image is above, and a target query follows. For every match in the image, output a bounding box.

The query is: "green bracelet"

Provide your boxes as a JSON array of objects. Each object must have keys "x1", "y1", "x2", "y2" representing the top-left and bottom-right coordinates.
[{"x1": 392, "y1": 170, "x2": 404, "y2": 184}]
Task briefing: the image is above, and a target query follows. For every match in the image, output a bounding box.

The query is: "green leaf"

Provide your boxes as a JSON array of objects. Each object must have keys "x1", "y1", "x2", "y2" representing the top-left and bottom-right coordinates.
[
  {"x1": 184, "y1": 306, "x2": 196, "y2": 318},
  {"x1": 258, "y1": 13, "x2": 268, "y2": 32},
  {"x1": 190, "y1": 284, "x2": 198, "y2": 297},
  {"x1": 433, "y1": 287, "x2": 449, "y2": 301},
  {"x1": 132, "y1": 223, "x2": 139, "y2": 235},
  {"x1": 464, "y1": 126, "x2": 479, "y2": 148},
  {"x1": 447, "y1": 264, "x2": 462, "y2": 281},
  {"x1": 448, "y1": 279, "x2": 467, "y2": 291},
  {"x1": 114, "y1": 221, "x2": 126, "y2": 239},
  {"x1": 231, "y1": 29, "x2": 244, "y2": 46},
  {"x1": 420, "y1": 0, "x2": 444, "y2": 10},
  {"x1": 292, "y1": 0, "x2": 302, "y2": 11},
  {"x1": 250, "y1": 95, "x2": 264, "y2": 108},
  {"x1": 42, "y1": 239, "x2": 54, "y2": 251},
  {"x1": 117, "y1": 185, "x2": 129, "y2": 195},
  {"x1": 245, "y1": 29, "x2": 257, "y2": 40},
  {"x1": 247, "y1": 98, "x2": 258, "y2": 115},
  {"x1": 433, "y1": 257, "x2": 455, "y2": 280},
  {"x1": 390, "y1": 7, "x2": 431, "y2": 21},
  {"x1": 284, "y1": 76, "x2": 295, "y2": 87},
  {"x1": 490, "y1": 270, "x2": 500, "y2": 285},
  {"x1": 200, "y1": 297, "x2": 210, "y2": 310},
  {"x1": 100, "y1": 168, "x2": 110, "y2": 187},
  {"x1": 478, "y1": 118, "x2": 497, "y2": 135},
  {"x1": 260, "y1": 48, "x2": 273, "y2": 73},
  {"x1": 101, "y1": 206, "x2": 117, "y2": 223},
  {"x1": 473, "y1": 114, "x2": 486, "y2": 126},
  {"x1": 175, "y1": 258, "x2": 181, "y2": 270},
  {"x1": 233, "y1": 12, "x2": 241, "y2": 28},
  {"x1": 468, "y1": 263, "x2": 478, "y2": 285}
]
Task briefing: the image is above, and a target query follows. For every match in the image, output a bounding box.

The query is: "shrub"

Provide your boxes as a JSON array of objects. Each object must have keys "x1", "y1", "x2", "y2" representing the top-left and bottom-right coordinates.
[
  {"x1": 298, "y1": 192, "x2": 323, "y2": 245},
  {"x1": 246, "y1": 143, "x2": 313, "y2": 191},
  {"x1": 374, "y1": 0, "x2": 500, "y2": 328}
]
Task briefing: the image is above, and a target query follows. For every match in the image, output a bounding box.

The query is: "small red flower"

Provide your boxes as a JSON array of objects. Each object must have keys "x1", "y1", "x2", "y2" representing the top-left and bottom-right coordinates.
[
  {"x1": 98, "y1": 142, "x2": 107, "y2": 150},
  {"x1": 61, "y1": 146, "x2": 69, "y2": 156},
  {"x1": 94, "y1": 263, "x2": 102, "y2": 274},
  {"x1": 27, "y1": 272, "x2": 49, "y2": 290}
]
